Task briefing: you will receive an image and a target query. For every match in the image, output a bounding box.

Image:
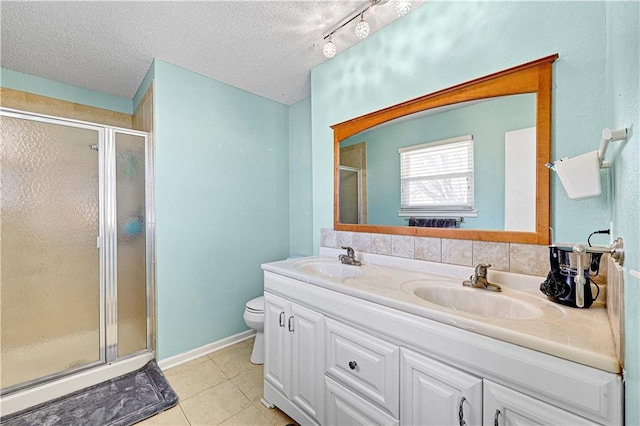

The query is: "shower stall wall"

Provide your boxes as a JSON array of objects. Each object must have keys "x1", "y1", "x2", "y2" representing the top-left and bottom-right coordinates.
[{"x1": 0, "y1": 109, "x2": 155, "y2": 398}]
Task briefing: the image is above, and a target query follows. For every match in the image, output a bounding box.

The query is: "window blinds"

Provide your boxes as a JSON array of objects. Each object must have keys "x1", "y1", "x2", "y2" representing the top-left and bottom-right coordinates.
[{"x1": 399, "y1": 135, "x2": 474, "y2": 212}]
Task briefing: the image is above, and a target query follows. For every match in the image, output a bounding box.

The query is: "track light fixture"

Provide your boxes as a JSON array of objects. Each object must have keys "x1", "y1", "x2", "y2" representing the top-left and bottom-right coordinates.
[
  {"x1": 354, "y1": 13, "x2": 370, "y2": 39},
  {"x1": 321, "y1": 0, "x2": 413, "y2": 59},
  {"x1": 395, "y1": 0, "x2": 412, "y2": 16},
  {"x1": 323, "y1": 36, "x2": 337, "y2": 58}
]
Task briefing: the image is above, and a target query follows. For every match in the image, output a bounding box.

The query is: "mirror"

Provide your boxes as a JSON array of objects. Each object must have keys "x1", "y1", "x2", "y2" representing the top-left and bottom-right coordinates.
[
  {"x1": 332, "y1": 55, "x2": 558, "y2": 245},
  {"x1": 340, "y1": 94, "x2": 537, "y2": 230}
]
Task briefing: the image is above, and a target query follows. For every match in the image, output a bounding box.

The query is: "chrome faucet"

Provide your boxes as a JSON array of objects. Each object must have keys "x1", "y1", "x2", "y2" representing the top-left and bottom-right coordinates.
[
  {"x1": 339, "y1": 246, "x2": 361, "y2": 266},
  {"x1": 463, "y1": 263, "x2": 502, "y2": 292}
]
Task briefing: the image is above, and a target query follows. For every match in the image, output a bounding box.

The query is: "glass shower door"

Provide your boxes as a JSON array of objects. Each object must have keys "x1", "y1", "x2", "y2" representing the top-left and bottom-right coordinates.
[
  {"x1": 339, "y1": 166, "x2": 361, "y2": 224},
  {"x1": 0, "y1": 115, "x2": 103, "y2": 390},
  {"x1": 115, "y1": 131, "x2": 148, "y2": 357}
]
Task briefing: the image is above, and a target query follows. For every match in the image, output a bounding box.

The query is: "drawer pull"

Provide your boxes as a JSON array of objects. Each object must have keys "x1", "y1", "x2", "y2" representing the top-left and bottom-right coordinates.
[
  {"x1": 348, "y1": 361, "x2": 358, "y2": 370},
  {"x1": 458, "y1": 396, "x2": 466, "y2": 426},
  {"x1": 278, "y1": 312, "x2": 285, "y2": 327},
  {"x1": 288, "y1": 316, "x2": 294, "y2": 332},
  {"x1": 494, "y1": 409, "x2": 501, "y2": 426}
]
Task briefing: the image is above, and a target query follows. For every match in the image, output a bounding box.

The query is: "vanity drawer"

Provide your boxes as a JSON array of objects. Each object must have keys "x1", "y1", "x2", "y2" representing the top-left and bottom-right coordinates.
[
  {"x1": 325, "y1": 376, "x2": 399, "y2": 426},
  {"x1": 325, "y1": 317, "x2": 399, "y2": 417}
]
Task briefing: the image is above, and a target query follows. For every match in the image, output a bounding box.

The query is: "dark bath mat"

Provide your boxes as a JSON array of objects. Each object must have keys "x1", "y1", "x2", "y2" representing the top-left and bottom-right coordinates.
[{"x1": 1, "y1": 360, "x2": 178, "y2": 426}]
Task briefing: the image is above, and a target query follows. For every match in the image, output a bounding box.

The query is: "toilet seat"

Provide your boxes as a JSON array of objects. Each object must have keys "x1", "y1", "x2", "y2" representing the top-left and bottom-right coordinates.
[{"x1": 245, "y1": 296, "x2": 264, "y2": 313}]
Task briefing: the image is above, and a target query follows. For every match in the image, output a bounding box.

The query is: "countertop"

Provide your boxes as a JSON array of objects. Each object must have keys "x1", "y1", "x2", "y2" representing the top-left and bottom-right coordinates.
[{"x1": 262, "y1": 249, "x2": 620, "y2": 374}]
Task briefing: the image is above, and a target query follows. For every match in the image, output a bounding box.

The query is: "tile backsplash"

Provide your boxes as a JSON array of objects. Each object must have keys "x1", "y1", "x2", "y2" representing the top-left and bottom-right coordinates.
[{"x1": 322, "y1": 228, "x2": 549, "y2": 277}]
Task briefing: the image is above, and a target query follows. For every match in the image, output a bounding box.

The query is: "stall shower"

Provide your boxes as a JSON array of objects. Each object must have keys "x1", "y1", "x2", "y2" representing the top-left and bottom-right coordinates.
[{"x1": 0, "y1": 109, "x2": 155, "y2": 400}]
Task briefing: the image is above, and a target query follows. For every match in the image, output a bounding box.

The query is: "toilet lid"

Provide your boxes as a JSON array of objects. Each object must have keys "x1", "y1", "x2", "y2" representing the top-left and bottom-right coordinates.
[{"x1": 246, "y1": 296, "x2": 264, "y2": 312}]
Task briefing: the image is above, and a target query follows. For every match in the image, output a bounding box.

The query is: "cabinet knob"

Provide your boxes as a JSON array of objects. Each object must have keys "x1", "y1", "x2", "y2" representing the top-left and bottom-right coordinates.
[
  {"x1": 348, "y1": 361, "x2": 357, "y2": 370},
  {"x1": 494, "y1": 409, "x2": 501, "y2": 426},
  {"x1": 458, "y1": 396, "x2": 466, "y2": 426}
]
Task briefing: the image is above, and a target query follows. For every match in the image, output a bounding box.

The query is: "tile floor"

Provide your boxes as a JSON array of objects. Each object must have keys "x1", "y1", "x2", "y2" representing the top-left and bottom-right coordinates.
[{"x1": 140, "y1": 338, "x2": 297, "y2": 425}]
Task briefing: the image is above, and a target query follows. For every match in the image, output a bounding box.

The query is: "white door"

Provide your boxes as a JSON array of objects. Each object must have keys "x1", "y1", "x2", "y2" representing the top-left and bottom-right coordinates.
[
  {"x1": 289, "y1": 302, "x2": 326, "y2": 424},
  {"x1": 483, "y1": 380, "x2": 596, "y2": 425},
  {"x1": 400, "y1": 348, "x2": 482, "y2": 426},
  {"x1": 504, "y1": 126, "x2": 536, "y2": 232},
  {"x1": 264, "y1": 293, "x2": 290, "y2": 396}
]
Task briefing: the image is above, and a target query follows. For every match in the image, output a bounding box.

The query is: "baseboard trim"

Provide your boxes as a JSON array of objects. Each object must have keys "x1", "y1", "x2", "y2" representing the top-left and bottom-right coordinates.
[{"x1": 157, "y1": 329, "x2": 256, "y2": 371}]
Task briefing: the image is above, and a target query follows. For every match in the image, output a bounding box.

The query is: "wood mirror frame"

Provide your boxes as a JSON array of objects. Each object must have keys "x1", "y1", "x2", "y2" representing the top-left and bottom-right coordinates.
[{"x1": 332, "y1": 54, "x2": 558, "y2": 245}]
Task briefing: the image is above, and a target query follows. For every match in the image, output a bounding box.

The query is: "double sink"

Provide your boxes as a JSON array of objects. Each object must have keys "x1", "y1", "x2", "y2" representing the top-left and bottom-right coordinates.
[
  {"x1": 267, "y1": 254, "x2": 618, "y2": 373},
  {"x1": 293, "y1": 258, "x2": 553, "y2": 321}
]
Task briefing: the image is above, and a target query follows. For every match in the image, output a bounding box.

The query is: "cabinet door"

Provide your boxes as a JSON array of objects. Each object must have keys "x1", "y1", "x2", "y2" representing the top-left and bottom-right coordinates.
[
  {"x1": 326, "y1": 377, "x2": 399, "y2": 426},
  {"x1": 400, "y1": 348, "x2": 482, "y2": 426},
  {"x1": 483, "y1": 380, "x2": 596, "y2": 425},
  {"x1": 264, "y1": 293, "x2": 290, "y2": 396},
  {"x1": 289, "y1": 301, "x2": 326, "y2": 424}
]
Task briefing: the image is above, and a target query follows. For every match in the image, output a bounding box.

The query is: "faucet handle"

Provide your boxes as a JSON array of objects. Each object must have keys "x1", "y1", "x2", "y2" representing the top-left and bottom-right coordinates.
[
  {"x1": 475, "y1": 263, "x2": 491, "y2": 277},
  {"x1": 341, "y1": 246, "x2": 355, "y2": 257}
]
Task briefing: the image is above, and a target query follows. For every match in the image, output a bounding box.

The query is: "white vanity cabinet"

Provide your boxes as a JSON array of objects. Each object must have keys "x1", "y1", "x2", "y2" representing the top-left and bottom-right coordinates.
[
  {"x1": 400, "y1": 348, "x2": 482, "y2": 426},
  {"x1": 262, "y1": 270, "x2": 623, "y2": 426},
  {"x1": 264, "y1": 292, "x2": 325, "y2": 425}
]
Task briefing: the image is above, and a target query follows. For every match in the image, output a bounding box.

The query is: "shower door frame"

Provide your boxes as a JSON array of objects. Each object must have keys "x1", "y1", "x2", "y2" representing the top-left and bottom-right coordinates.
[{"x1": 0, "y1": 108, "x2": 156, "y2": 396}]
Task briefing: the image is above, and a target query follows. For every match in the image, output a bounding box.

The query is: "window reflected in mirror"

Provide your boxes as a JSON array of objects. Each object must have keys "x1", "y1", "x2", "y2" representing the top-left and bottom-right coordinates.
[{"x1": 399, "y1": 135, "x2": 475, "y2": 217}]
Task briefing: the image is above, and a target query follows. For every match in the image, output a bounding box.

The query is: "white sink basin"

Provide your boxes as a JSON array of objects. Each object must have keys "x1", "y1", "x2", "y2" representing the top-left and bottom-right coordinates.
[
  {"x1": 413, "y1": 286, "x2": 542, "y2": 320},
  {"x1": 294, "y1": 260, "x2": 364, "y2": 279}
]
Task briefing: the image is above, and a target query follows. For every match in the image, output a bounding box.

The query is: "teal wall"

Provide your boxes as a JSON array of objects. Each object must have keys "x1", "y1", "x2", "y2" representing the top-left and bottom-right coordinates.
[
  {"x1": 0, "y1": 68, "x2": 133, "y2": 114},
  {"x1": 153, "y1": 60, "x2": 290, "y2": 359},
  {"x1": 341, "y1": 95, "x2": 535, "y2": 228},
  {"x1": 288, "y1": 96, "x2": 314, "y2": 256},
  {"x1": 606, "y1": 2, "x2": 640, "y2": 424},
  {"x1": 311, "y1": 1, "x2": 610, "y2": 250}
]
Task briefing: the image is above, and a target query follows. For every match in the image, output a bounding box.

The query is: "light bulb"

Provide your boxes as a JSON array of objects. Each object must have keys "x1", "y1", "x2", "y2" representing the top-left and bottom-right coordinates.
[
  {"x1": 395, "y1": 0, "x2": 412, "y2": 16},
  {"x1": 354, "y1": 15, "x2": 370, "y2": 39},
  {"x1": 323, "y1": 39, "x2": 336, "y2": 58}
]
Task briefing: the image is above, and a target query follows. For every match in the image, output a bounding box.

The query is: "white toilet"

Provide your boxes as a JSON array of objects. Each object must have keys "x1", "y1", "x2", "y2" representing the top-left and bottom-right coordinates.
[{"x1": 243, "y1": 296, "x2": 265, "y2": 364}]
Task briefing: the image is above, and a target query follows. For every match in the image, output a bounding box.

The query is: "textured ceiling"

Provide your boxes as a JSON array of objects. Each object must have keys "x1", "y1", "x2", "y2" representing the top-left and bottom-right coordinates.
[{"x1": 1, "y1": 1, "x2": 423, "y2": 105}]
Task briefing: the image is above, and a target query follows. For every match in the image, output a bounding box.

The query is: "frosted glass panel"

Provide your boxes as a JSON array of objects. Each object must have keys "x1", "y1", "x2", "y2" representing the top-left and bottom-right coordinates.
[
  {"x1": 0, "y1": 116, "x2": 101, "y2": 389},
  {"x1": 339, "y1": 168, "x2": 360, "y2": 224},
  {"x1": 115, "y1": 132, "x2": 147, "y2": 356}
]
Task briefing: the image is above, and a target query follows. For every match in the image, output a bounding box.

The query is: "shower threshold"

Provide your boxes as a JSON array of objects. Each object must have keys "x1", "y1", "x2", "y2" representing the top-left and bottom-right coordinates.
[{"x1": 0, "y1": 351, "x2": 154, "y2": 417}]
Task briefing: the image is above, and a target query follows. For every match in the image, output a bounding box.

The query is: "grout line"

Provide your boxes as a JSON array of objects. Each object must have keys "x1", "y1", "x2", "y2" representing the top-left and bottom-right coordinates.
[
  {"x1": 174, "y1": 377, "x2": 231, "y2": 404},
  {"x1": 250, "y1": 402, "x2": 272, "y2": 425},
  {"x1": 214, "y1": 387, "x2": 255, "y2": 425},
  {"x1": 177, "y1": 403, "x2": 192, "y2": 425},
  {"x1": 209, "y1": 358, "x2": 237, "y2": 380},
  {"x1": 215, "y1": 411, "x2": 238, "y2": 425}
]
